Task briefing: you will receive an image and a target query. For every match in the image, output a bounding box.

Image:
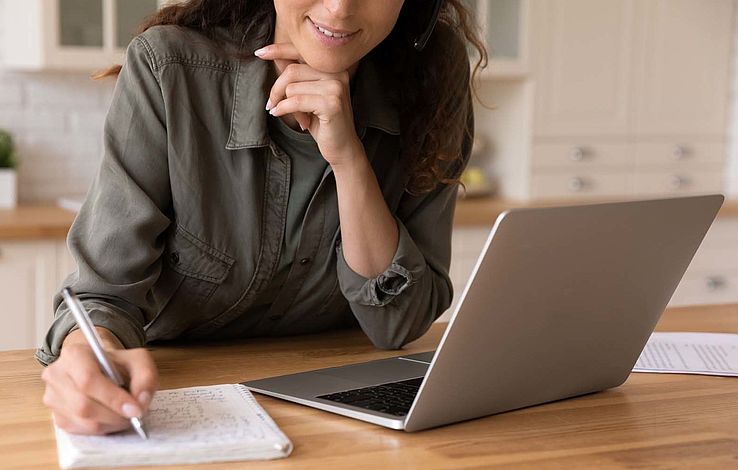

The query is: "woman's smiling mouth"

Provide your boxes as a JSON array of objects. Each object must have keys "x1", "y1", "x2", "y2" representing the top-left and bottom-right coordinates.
[{"x1": 308, "y1": 17, "x2": 358, "y2": 45}]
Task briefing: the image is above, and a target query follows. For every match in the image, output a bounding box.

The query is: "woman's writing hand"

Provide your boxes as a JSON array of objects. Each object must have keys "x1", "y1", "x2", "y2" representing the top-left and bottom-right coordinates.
[
  {"x1": 40, "y1": 328, "x2": 158, "y2": 435},
  {"x1": 255, "y1": 43, "x2": 364, "y2": 168}
]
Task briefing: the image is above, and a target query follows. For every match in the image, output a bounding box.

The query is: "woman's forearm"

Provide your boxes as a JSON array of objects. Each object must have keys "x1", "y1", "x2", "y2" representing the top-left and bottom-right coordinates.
[{"x1": 332, "y1": 146, "x2": 399, "y2": 279}]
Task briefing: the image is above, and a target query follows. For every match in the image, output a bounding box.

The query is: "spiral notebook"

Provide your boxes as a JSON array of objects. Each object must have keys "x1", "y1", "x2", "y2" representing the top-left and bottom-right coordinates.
[{"x1": 54, "y1": 384, "x2": 293, "y2": 469}]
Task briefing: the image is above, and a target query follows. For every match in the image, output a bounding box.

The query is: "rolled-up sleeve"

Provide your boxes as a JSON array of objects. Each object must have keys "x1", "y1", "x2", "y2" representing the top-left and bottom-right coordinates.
[
  {"x1": 336, "y1": 217, "x2": 425, "y2": 308},
  {"x1": 335, "y1": 58, "x2": 474, "y2": 350},
  {"x1": 36, "y1": 36, "x2": 171, "y2": 365}
]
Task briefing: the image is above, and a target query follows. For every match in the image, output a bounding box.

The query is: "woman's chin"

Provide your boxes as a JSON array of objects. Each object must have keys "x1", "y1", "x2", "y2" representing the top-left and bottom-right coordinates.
[{"x1": 301, "y1": 53, "x2": 358, "y2": 75}]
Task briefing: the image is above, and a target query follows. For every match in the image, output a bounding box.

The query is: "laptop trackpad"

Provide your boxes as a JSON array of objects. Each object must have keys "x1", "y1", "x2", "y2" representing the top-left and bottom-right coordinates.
[{"x1": 315, "y1": 356, "x2": 430, "y2": 388}]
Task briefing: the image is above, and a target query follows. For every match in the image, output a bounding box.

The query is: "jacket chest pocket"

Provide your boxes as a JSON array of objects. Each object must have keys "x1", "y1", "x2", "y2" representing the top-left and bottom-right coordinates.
[
  {"x1": 147, "y1": 224, "x2": 235, "y2": 339},
  {"x1": 166, "y1": 225, "x2": 234, "y2": 300}
]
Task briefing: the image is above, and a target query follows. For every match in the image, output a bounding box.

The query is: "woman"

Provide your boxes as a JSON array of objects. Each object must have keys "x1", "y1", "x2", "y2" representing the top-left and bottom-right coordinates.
[{"x1": 38, "y1": 0, "x2": 486, "y2": 435}]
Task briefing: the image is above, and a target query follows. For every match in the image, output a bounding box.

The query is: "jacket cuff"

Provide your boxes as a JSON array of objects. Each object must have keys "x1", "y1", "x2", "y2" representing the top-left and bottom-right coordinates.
[
  {"x1": 35, "y1": 303, "x2": 146, "y2": 366},
  {"x1": 336, "y1": 216, "x2": 426, "y2": 307}
]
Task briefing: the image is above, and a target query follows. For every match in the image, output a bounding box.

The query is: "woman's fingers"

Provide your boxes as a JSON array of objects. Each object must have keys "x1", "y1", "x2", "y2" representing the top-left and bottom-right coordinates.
[
  {"x1": 265, "y1": 63, "x2": 320, "y2": 131},
  {"x1": 44, "y1": 379, "x2": 130, "y2": 430},
  {"x1": 42, "y1": 363, "x2": 131, "y2": 432},
  {"x1": 63, "y1": 345, "x2": 144, "y2": 419},
  {"x1": 266, "y1": 63, "x2": 328, "y2": 110},
  {"x1": 291, "y1": 111, "x2": 312, "y2": 132},
  {"x1": 112, "y1": 348, "x2": 159, "y2": 412},
  {"x1": 40, "y1": 337, "x2": 161, "y2": 437},
  {"x1": 283, "y1": 80, "x2": 344, "y2": 99},
  {"x1": 278, "y1": 81, "x2": 345, "y2": 130},
  {"x1": 254, "y1": 43, "x2": 302, "y2": 62},
  {"x1": 269, "y1": 94, "x2": 343, "y2": 120},
  {"x1": 256, "y1": 42, "x2": 307, "y2": 111},
  {"x1": 52, "y1": 409, "x2": 127, "y2": 436},
  {"x1": 256, "y1": 43, "x2": 350, "y2": 133}
]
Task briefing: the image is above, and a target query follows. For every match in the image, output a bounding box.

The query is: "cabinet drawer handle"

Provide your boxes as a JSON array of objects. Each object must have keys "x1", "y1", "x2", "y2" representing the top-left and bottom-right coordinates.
[
  {"x1": 669, "y1": 175, "x2": 690, "y2": 190},
  {"x1": 671, "y1": 145, "x2": 689, "y2": 160},
  {"x1": 706, "y1": 276, "x2": 727, "y2": 291},
  {"x1": 569, "y1": 147, "x2": 586, "y2": 162},
  {"x1": 568, "y1": 176, "x2": 588, "y2": 192}
]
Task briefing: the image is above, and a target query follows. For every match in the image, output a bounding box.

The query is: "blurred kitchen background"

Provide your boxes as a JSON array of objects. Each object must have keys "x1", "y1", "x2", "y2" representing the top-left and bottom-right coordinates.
[{"x1": 0, "y1": 0, "x2": 736, "y2": 350}]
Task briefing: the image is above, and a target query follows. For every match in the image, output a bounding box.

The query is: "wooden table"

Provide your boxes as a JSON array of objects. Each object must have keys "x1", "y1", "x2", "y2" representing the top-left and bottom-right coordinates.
[{"x1": 2, "y1": 304, "x2": 737, "y2": 469}]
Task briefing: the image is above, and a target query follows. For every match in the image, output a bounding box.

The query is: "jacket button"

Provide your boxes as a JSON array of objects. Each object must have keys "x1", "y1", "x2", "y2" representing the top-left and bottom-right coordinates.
[
  {"x1": 169, "y1": 252, "x2": 180, "y2": 265},
  {"x1": 300, "y1": 257, "x2": 311, "y2": 265}
]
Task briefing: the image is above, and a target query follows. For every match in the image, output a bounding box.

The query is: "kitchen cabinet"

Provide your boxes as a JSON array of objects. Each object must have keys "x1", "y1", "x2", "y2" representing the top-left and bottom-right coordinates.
[
  {"x1": 0, "y1": 0, "x2": 169, "y2": 71},
  {"x1": 531, "y1": 0, "x2": 732, "y2": 138},
  {"x1": 464, "y1": 0, "x2": 529, "y2": 79},
  {"x1": 532, "y1": 0, "x2": 635, "y2": 137},
  {"x1": 671, "y1": 218, "x2": 738, "y2": 306},
  {"x1": 441, "y1": 226, "x2": 490, "y2": 322},
  {"x1": 488, "y1": 0, "x2": 734, "y2": 201},
  {"x1": 0, "y1": 240, "x2": 57, "y2": 351},
  {"x1": 0, "y1": 238, "x2": 74, "y2": 351},
  {"x1": 632, "y1": 0, "x2": 733, "y2": 137}
]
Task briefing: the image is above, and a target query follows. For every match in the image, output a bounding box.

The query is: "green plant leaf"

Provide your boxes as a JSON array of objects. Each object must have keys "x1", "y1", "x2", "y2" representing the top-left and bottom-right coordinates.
[{"x1": 0, "y1": 129, "x2": 17, "y2": 169}]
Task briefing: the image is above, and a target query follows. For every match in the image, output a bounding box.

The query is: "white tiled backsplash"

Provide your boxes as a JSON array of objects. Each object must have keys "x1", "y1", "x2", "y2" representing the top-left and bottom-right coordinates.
[{"x1": 0, "y1": 71, "x2": 115, "y2": 203}]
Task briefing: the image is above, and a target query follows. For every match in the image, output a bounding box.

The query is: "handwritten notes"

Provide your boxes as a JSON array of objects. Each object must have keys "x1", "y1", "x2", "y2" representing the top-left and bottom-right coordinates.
[{"x1": 54, "y1": 384, "x2": 292, "y2": 469}]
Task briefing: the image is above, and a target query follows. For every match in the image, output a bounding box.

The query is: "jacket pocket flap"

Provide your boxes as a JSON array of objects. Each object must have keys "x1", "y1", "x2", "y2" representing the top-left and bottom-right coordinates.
[{"x1": 165, "y1": 225, "x2": 235, "y2": 283}]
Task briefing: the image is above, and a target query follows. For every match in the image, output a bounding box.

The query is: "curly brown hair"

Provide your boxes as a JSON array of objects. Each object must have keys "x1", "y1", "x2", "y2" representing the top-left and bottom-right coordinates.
[{"x1": 94, "y1": 0, "x2": 487, "y2": 196}]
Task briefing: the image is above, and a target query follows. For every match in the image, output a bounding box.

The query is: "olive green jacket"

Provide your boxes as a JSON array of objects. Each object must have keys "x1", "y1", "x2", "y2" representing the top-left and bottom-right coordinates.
[{"x1": 36, "y1": 24, "x2": 473, "y2": 365}]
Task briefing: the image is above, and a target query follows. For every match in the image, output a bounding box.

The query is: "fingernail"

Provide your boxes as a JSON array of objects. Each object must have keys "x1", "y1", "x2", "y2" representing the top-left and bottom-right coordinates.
[
  {"x1": 138, "y1": 391, "x2": 151, "y2": 408},
  {"x1": 268, "y1": 107, "x2": 276, "y2": 116},
  {"x1": 254, "y1": 47, "x2": 266, "y2": 57},
  {"x1": 265, "y1": 99, "x2": 273, "y2": 111},
  {"x1": 299, "y1": 123, "x2": 306, "y2": 131},
  {"x1": 122, "y1": 402, "x2": 142, "y2": 418}
]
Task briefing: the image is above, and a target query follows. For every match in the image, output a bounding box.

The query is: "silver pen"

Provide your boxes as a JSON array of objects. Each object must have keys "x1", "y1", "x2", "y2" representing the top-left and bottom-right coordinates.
[{"x1": 61, "y1": 287, "x2": 149, "y2": 439}]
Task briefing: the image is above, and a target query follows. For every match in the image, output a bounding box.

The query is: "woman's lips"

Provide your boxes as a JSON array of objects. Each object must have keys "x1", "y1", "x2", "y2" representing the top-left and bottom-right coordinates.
[{"x1": 308, "y1": 18, "x2": 358, "y2": 46}]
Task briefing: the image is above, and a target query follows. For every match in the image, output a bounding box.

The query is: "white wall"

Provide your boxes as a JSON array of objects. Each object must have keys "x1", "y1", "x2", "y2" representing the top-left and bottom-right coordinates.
[
  {"x1": 0, "y1": 71, "x2": 115, "y2": 203},
  {"x1": 726, "y1": 0, "x2": 738, "y2": 198}
]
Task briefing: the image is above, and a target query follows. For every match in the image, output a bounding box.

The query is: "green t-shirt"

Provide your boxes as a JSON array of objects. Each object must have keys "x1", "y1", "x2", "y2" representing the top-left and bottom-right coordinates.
[{"x1": 245, "y1": 115, "x2": 329, "y2": 315}]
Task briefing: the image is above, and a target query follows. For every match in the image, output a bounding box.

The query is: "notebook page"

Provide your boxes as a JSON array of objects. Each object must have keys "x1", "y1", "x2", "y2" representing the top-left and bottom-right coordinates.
[{"x1": 55, "y1": 384, "x2": 292, "y2": 468}]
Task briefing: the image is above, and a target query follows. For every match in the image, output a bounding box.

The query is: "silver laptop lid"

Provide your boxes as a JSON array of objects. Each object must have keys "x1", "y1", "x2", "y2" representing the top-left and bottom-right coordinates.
[{"x1": 404, "y1": 195, "x2": 723, "y2": 432}]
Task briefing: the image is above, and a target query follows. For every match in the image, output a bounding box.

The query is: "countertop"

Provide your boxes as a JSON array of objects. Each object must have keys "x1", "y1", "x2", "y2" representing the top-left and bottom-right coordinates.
[
  {"x1": 2, "y1": 303, "x2": 737, "y2": 468},
  {"x1": 1, "y1": 197, "x2": 738, "y2": 240},
  {"x1": 0, "y1": 205, "x2": 76, "y2": 240}
]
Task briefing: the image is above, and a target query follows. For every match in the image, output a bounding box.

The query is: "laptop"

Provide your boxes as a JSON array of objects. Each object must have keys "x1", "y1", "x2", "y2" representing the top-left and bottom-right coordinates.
[{"x1": 243, "y1": 195, "x2": 724, "y2": 432}]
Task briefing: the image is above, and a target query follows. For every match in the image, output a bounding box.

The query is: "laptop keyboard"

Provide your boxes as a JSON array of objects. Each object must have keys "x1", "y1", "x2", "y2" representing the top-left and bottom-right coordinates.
[{"x1": 316, "y1": 377, "x2": 423, "y2": 417}]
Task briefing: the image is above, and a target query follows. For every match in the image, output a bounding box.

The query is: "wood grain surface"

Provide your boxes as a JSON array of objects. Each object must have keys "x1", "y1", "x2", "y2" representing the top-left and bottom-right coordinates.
[
  {"x1": 0, "y1": 206, "x2": 75, "y2": 240},
  {"x1": 1, "y1": 197, "x2": 736, "y2": 240},
  {"x1": 1, "y1": 304, "x2": 737, "y2": 469}
]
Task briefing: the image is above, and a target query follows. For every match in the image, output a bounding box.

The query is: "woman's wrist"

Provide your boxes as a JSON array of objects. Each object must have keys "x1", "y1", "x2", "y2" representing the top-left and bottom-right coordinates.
[
  {"x1": 327, "y1": 137, "x2": 366, "y2": 172},
  {"x1": 332, "y1": 140, "x2": 399, "y2": 278},
  {"x1": 62, "y1": 327, "x2": 125, "y2": 351}
]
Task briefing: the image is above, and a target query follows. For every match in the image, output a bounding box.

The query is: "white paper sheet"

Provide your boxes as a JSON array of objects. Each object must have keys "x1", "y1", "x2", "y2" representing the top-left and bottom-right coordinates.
[
  {"x1": 633, "y1": 332, "x2": 738, "y2": 377},
  {"x1": 54, "y1": 384, "x2": 292, "y2": 469}
]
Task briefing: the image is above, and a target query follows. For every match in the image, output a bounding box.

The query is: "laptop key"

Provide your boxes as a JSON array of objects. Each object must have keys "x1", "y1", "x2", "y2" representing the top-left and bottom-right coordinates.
[{"x1": 316, "y1": 376, "x2": 424, "y2": 416}]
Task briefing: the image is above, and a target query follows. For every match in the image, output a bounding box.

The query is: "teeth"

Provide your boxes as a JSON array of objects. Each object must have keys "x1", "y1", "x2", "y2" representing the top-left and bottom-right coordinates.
[{"x1": 314, "y1": 22, "x2": 351, "y2": 38}]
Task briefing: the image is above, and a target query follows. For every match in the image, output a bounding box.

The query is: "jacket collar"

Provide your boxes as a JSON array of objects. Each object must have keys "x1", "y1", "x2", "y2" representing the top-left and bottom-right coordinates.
[{"x1": 225, "y1": 52, "x2": 400, "y2": 150}]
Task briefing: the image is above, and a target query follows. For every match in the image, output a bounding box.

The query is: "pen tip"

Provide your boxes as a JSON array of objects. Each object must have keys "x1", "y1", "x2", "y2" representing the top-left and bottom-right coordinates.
[{"x1": 131, "y1": 417, "x2": 149, "y2": 440}]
